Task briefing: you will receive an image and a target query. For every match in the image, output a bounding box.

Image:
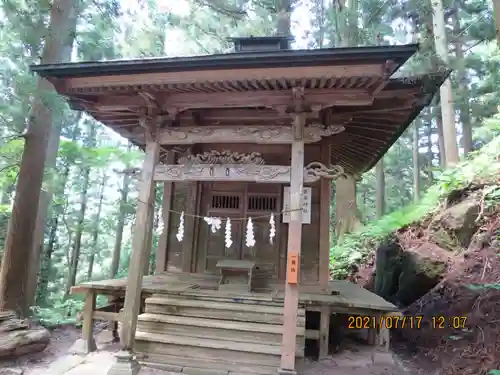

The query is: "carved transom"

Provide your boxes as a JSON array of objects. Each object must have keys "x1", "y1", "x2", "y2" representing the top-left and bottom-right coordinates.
[
  {"x1": 177, "y1": 150, "x2": 266, "y2": 165},
  {"x1": 157, "y1": 123, "x2": 345, "y2": 145}
]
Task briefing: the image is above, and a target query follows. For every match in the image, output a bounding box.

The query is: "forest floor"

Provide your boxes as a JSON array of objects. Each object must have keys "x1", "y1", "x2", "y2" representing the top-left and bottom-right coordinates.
[
  {"x1": 392, "y1": 213, "x2": 500, "y2": 375},
  {"x1": 0, "y1": 325, "x2": 412, "y2": 375},
  {"x1": 0, "y1": 325, "x2": 164, "y2": 375},
  {"x1": 351, "y1": 189, "x2": 500, "y2": 375}
]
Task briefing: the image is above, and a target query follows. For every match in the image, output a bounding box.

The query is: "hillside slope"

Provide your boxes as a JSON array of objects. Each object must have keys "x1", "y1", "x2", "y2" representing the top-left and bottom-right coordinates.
[{"x1": 331, "y1": 136, "x2": 500, "y2": 375}]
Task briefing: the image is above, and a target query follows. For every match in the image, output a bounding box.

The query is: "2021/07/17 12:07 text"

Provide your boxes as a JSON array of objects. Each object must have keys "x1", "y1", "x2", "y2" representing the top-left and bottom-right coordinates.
[{"x1": 347, "y1": 315, "x2": 468, "y2": 330}]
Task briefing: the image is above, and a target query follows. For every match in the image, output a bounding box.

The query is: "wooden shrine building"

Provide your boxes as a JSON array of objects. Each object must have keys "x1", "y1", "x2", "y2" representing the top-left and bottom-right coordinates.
[{"x1": 32, "y1": 36, "x2": 447, "y2": 375}]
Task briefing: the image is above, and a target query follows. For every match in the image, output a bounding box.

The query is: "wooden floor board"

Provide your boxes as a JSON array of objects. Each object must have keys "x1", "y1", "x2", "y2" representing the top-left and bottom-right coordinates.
[
  {"x1": 71, "y1": 272, "x2": 398, "y2": 313},
  {"x1": 137, "y1": 313, "x2": 305, "y2": 346},
  {"x1": 139, "y1": 354, "x2": 278, "y2": 375},
  {"x1": 145, "y1": 302, "x2": 306, "y2": 326},
  {"x1": 135, "y1": 335, "x2": 287, "y2": 367}
]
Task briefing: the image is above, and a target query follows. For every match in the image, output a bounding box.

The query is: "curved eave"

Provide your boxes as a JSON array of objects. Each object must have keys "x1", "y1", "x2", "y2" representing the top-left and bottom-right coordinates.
[
  {"x1": 326, "y1": 71, "x2": 450, "y2": 174},
  {"x1": 30, "y1": 44, "x2": 418, "y2": 78}
]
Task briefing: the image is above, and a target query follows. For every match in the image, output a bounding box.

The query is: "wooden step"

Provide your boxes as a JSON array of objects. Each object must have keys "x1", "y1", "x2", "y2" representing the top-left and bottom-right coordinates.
[
  {"x1": 153, "y1": 290, "x2": 283, "y2": 307},
  {"x1": 140, "y1": 353, "x2": 278, "y2": 375},
  {"x1": 145, "y1": 296, "x2": 305, "y2": 326},
  {"x1": 145, "y1": 296, "x2": 304, "y2": 315},
  {"x1": 137, "y1": 313, "x2": 304, "y2": 346},
  {"x1": 135, "y1": 331, "x2": 302, "y2": 368}
]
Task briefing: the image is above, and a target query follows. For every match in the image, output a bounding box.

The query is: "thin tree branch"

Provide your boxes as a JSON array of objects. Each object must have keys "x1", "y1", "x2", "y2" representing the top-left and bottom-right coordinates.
[
  {"x1": 193, "y1": 0, "x2": 247, "y2": 20},
  {"x1": 0, "y1": 163, "x2": 19, "y2": 174}
]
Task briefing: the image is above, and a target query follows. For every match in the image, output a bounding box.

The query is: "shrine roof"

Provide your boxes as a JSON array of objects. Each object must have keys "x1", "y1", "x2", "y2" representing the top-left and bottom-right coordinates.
[
  {"x1": 31, "y1": 44, "x2": 417, "y2": 78},
  {"x1": 30, "y1": 43, "x2": 448, "y2": 175}
]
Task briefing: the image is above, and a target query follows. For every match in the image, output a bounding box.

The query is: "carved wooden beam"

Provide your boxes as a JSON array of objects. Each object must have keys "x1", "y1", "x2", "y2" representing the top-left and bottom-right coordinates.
[
  {"x1": 153, "y1": 162, "x2": 344, "y2": 183},
  {"x1": 155, "y1": 124, "x2": 345, "y2": 145},
  {"x1": 177, "y1": 150, "x2": 265, "y2": 165},
  {"x1": 91, "y1": 89, "x2": 374, "y2": 113}
]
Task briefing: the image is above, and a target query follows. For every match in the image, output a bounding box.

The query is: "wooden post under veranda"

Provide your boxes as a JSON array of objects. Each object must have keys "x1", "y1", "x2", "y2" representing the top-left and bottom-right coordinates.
[
  {"x1": 279, "y1": 112, "x2": 305, "y2": 374},
  {"x1": 107, "y1": 137, "x2": 160, "y2": 375}
]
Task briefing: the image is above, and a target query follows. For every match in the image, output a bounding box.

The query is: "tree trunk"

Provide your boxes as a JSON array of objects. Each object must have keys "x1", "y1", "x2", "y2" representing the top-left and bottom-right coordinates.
[
  {"x1": 334, "y1": 0, "x2": 348, "y2": 47},
  {"x1": 431, "y1": 0, "x2": 459, "y2": 166},
  {"x1": 0, "y1": 183, "x2": 15, "y2": 252},
  {"x1": 434, "y1": 106, "x2": 446, "y2": 167},
  {"x1": 451, "y1": 8, "x2": 472, "y2": 156},
  {"x1": 347, "y1": 0, "x2": 359, "y2": 46},
  {"x1": 493, "y1": 0, "x2": 500, "y2": 48},
  {"x1": 413, "y1": 119, "x2": 421, "y2": 202},
  {"x1": 25, "y1": 190, "x2": 48, "y2": 307},
  {"x1": 65, "y1": 166, "x2": 90, "y2": 297},
  {"x1": 0, "y1": 0, "x2": 79, "y2": 317},
  {"x1": 425, "y1": 109, "x2": 433, "y2": 165},
  {"x1": 276, "y1": 0, "x2": 293, "y2": 35},
  {"x1": 27, "y1": 116, "x2": 80, "y2": 306},
  {"x1": 36, "y1": 215, "x2": 58, "y2": 306},
  {"x1": 334, "y1": 175, "x2": 362, "y2": 243},
  {"x1": 26, "y1": 126, "x2": 62, "y2": 307},
  {"x1": 65, "y1": 124, "x2": 96, "y2": 297},
  {"x1": 36, "y1": 159, "x2": 72, "y2": 306},
  {"x1": 110, "y1": 167, "x2": 131, "y2": 278},
  {"x1": 27, "y1": 121, "x2": 69, "y2": 307},
  {"x1": 375, "y1": 159, "x2": 385, "y2": 218},
  {"x1": 86, "y1": 173, "x2": 107, "y2": 280},
  {"x1": 333, "y1": 0, "x2": 361, "y2": 241}
]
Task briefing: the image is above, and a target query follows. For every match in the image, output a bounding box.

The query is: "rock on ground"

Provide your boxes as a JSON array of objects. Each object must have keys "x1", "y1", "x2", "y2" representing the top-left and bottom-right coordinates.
[{"x1": 0, "y1": 311, "x2": 50, "y2": 360}]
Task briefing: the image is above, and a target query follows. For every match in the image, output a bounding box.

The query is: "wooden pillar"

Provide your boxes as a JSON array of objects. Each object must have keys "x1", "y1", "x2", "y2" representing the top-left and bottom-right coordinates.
[
  {"x1": 119, "y1": 140, "x2": 159, "y2": 352},
  {"x1": 155, "y1": 152, "x2": 174, "y2": 274},
  {"x1": 143, "y1": 183, "x2": 156, "y2": 275},
  {"x1": 280, "y1": 113, "x2": 305, "y2": 373},
  {"x1": 319, "y1": 142, "x2": 331, "y2": 292},
  {"x1": 68, "y1": 290, "x2": 97, "y2": 354},
  {"x1": 181, "y1": 182, "x2": 198, "y2": 273}
]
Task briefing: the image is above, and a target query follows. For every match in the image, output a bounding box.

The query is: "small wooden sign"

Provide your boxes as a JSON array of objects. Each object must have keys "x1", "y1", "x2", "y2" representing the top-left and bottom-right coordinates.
[
  {"x1": 287, "y1": 253, "x2": 299, "y2": 284},
  {"x1": 283, "y1": 187, "x2": 311, "y2": 224}
]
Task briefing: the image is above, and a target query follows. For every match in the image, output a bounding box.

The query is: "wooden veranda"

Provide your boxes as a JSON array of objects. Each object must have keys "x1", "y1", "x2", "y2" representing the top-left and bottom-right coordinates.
[
  {"x1": 70, "y1": 272, "x2": 400, "y2": 373},
  {"x1": 32, "y1": 36, "x2": 447, "y2": 375}
]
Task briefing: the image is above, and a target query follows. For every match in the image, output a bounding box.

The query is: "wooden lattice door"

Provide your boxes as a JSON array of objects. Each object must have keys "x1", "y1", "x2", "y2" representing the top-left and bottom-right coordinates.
[
  {"x1": 201, "y1": 184, "x2": 281, "y2": 280},
  {"x1": 243, "y1": 194, "x2": 280, "y2": 283},
  {"x1": 203, "y1": 191, "x2": 244, "y2": 273}
]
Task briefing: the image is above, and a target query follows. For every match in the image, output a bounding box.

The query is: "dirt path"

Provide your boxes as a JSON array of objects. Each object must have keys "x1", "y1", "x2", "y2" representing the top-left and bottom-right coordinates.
[
  {"x1": 0, "y1": 326, "x2": 164, "y2": 375},
  {"x1": 0, "y1": 325, "x2": 415, "y2": 375}
]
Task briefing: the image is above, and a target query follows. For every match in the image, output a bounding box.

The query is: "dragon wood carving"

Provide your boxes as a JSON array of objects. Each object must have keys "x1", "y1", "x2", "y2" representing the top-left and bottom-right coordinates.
[
  {"x1": 177, "y1": 150, "x2": 265, "y2": 165},
  {"x1": 153, "y1": 156, "x2": 344, "y2": 183}
]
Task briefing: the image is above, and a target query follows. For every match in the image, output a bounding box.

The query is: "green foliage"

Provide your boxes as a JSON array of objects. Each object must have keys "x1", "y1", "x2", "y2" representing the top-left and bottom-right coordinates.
[
  {"x1": 331, "y1": 134, "x2": 500, "y2": 278},
  {"x1": 31, "y1": 294, "x2": 109, "y2": 327},
  {"x1": 466, "y1": 283, "x2": 500, "y2": 291},
  {"x1": 31, "y1": 299, "x2": 84, "y2": 327}
]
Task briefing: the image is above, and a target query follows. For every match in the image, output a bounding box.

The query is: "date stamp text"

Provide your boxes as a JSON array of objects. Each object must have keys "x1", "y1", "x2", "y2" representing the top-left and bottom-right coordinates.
[{"x1": 347, "y1": 315, "x2": 467, "y2": 330}]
